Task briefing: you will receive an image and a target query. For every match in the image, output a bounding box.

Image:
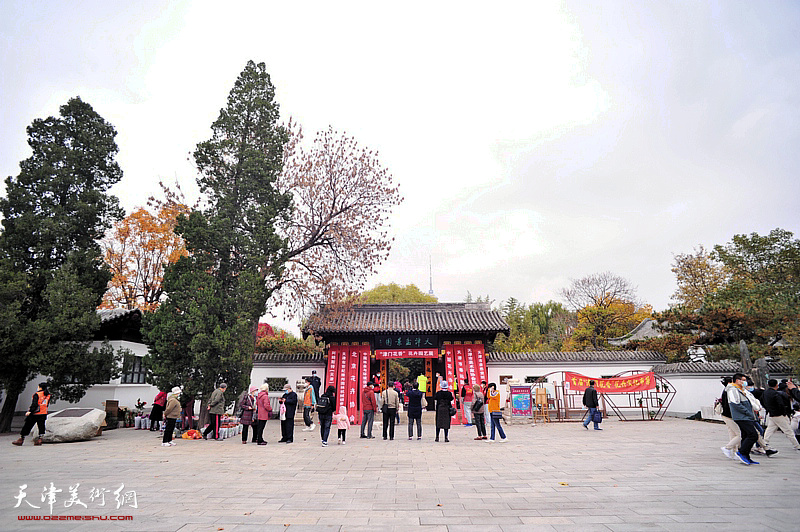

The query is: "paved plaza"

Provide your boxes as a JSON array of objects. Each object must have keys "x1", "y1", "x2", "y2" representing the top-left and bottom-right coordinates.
[{"x1": 1, "y1": 415, "x2": 798, "y2": 531}]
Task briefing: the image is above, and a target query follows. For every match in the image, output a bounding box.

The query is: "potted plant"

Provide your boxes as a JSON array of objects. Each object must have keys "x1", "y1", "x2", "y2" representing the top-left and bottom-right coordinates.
[
  {"x1": 655, "y1": 383, "x2": 661, "y2": 392},
  {"x1": 637, "y1": 397, "x2": 644, "y2": 407},
  {"x1": 134, "y1": 398, "x2": 147, "y2": 429},
  {"x1": 648, "y1": 410, "x2": 656, "y2": 420},
  {"x1": 657, "y1": 398, "x2": 663, "y2": 407}
]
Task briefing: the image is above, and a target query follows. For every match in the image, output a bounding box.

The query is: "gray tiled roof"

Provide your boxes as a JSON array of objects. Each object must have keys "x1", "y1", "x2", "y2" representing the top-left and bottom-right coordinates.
[
  {"x1": 303, "y1": 303, "x2": 510, "y2": 336},
  {"x1": 489, "y1": 350, "x2": 666, "y2": 364},
  {"x1": 97, "y1": 308, "x2": 141, "y2": 323},
  {"x1": 253, "y1": 352, "x2": 325, "y2": 364},
  {"x1": 651, "y1": 360, "x2": 793, "y2": 375}
]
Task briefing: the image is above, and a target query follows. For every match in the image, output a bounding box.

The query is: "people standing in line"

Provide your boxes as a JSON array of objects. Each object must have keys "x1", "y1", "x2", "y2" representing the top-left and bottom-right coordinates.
[
  {"x1": 239, "y1": 387, "x2": 257, "y2": 444},
  {"x1": 203, "y1": 383, "x2": 227, "y2": 440},
  {"x1": 301, "y1": 377, "x2": 317, "y2": 432},
  {"x1": 762, "y1": 378, "x2": 800, "y2": 451},
  {"x1": 334, "y1": 406, "x2": 350, "y2": 444},
  {"x1": 278, "y1": 384, "x2": 298, "y2": 444},
  {"x1": 12, "y1": 382, "x2": 51, "y2": 446},
  {"x1": 727, "y1": 373, "x2": 774, "y2": 465},
  {"x1": 180, "y1": 392, "x2": 195, "y2": 431},
  {"x1": 256, "y1": 383, "x2": 272, "y2": 445},
  {"x1": 360, "y1": 382, "x2": 377, "y2": 439},
  {"x1": 150, "y1": 389, "x2": 167, "y2": 431},
  {"x1": 434, "y1": 380, "x2": 453, "y2": 443},
  {"x1": 471, "y1": 384, "x2": 487, "y2": 440},
  {"x1": 461, "y1": 379, "x2": 473, "y2": 426},
  {"x1": 382, "y1": 384, "x2": 400, "y2": 441},
  {"x1": 487, "y1": 382, "x2": 508, "y2": 442},
  {"x1": 162, "y1": 387, "x2": 181, "y2": 447},
  {"x1": 582, "y1": 380, "x2": 601, "y2": 431},
  {"x1": 318, "y1": 385, "x2": 336, "y2": 447},
  {"x1": 406, "y1": 382, "x2": 425, "y2": 440},
  {"x1": 718, "y1": 377, "x2": 741, "y2": 459}
]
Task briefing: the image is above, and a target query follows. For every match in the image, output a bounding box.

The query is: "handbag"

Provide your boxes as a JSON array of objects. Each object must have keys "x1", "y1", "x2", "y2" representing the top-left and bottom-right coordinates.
[
  {"x1": 713, "y1": 400, "x2": 723, "y2": 416},
  {"x1": 592, "y1": 410, "x2": 603, "y2": 424},
  {"x1": 449, "y1": 406, "x2": 457, "y2": 417},
  {"x1": 279, "y1": 403, "x2": 286, "y2": 421},
  {"x1": 421, "y1": 395, "x2": 428, "y2": 409}
]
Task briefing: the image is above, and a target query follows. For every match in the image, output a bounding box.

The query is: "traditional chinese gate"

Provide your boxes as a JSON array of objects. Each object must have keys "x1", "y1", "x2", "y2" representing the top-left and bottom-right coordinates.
[{"x1": 324, "y1": 342, "x2": 489, "y2": 425}]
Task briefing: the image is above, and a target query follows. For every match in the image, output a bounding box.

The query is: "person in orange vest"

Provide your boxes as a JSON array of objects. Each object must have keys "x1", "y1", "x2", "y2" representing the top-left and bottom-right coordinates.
[{"x1": 12, "y1": 382, "x2": 51, "y2": 446}]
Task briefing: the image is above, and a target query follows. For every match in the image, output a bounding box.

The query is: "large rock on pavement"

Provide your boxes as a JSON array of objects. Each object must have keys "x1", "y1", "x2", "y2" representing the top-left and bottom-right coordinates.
[{"x1": 41, "y1": 408, "x2": 106, "y2": 443}]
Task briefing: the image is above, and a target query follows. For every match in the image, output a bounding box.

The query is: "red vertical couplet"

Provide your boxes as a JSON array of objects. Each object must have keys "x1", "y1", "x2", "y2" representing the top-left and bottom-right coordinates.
[
  {"x1": 443, "y1": 346, "x2": 458, "y2": 424},
  {"x1": 454, "y1": 346, "x2": 467, "y2": 424},
  {"x1": 326, "y1": 348, "x2": 338, "y2": 391},
  {"x1": 472, "y1": 344, "x2": 487, "y2": 387},
  {"x1": 346, "y1": 349, "x2": 360, "y2": 423},
  {"x1": 357, "y1": 347, "x2": 371, "y2": 424},
  {"x1": 337, "y1": 348, "x2": 348, "y2": 415},
  {"x1": 465, "y1": 345, "x2": 479, "y2": 390}
]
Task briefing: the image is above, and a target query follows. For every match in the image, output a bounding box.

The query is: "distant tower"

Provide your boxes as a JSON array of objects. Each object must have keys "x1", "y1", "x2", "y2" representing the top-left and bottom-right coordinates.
[{"x1": 428, "y1": 256, "x2": 435, "y2": 297}]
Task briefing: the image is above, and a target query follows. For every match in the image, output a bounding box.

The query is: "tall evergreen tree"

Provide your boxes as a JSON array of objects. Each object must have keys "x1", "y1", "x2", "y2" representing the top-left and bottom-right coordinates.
[
  {"x1": 0, "y1": 97, "x2": 124, "y2": 431},
  {"x1": 144, "y1": 61, "x2": 292, "y2": 415}
]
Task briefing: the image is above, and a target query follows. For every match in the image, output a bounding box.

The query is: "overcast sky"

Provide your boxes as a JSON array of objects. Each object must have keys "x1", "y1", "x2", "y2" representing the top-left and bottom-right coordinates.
[{"x1": 2, "y1": 1, "x2": 799, "y2": 333}]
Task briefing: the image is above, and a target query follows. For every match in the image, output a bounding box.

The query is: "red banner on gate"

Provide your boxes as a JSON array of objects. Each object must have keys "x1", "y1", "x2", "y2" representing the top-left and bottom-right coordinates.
[
  {"x1": 564, "y1": 372, "x2": 656, "y2": 393},
  {"x1": 375, "y1": 349, "x2": 437, "y2": 359}
]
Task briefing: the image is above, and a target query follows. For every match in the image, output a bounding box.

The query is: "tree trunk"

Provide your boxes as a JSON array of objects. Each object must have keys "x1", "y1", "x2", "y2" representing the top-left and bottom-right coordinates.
[{"x1": 0, "y1": 385, "x2": 23, "y2": 433}]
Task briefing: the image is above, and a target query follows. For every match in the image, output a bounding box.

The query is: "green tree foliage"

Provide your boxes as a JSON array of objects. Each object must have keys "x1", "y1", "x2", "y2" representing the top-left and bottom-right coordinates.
[
  {"x1": 144, "y1": 61, "x2": 292, "y2": 415},
  {"x1": 361, "y1": 283, "x2": 437, "y2": 303},
  {"x1": 670, "y1": 246, "x2": 728, "y2": 310},
  {"x1": 492, "y1": 299, "x2": 571, "y2": 351},
  {"x1": 0, "y1": 98, "x2": 124, "y2": 431},
  {"x1": 657, "y1": 229, "x2": 800, "y2": 370},
  {"x1": 255, "y1": 325, "x2": 316, "y2": 354}
]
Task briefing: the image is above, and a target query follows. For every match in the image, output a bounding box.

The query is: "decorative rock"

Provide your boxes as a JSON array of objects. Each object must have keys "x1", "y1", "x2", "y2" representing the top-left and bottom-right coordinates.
[{"x1": 42, "y1": 408, "x2": 107, "y2": 443}]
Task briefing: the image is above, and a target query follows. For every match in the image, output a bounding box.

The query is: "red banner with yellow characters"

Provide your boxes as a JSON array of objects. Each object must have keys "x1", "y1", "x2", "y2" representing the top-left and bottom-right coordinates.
[{"x1": 565, "y1": 372, "x2": 656, "y2": 393}]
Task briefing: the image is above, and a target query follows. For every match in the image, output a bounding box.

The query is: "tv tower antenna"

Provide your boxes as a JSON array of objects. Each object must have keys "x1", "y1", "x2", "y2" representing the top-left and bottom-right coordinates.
[{"x1": 428, "y1": 256, "x2": 434, "y2": 296}]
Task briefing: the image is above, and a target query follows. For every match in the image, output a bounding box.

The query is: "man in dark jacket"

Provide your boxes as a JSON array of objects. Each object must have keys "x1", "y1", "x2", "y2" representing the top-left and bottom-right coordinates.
[
  {"x1": 203, "y1": 383, "x2": 227, "y2": 440},
  {"x1": 309, "y1": 371, "x2": 322, "y2": 404},
  {"x1": 582, "y1": 381, "x2": 601, "y2": 430},
  {"x1": 360, "y1": 382, "x2": 377, "y2": 439},
  {"x1": 279, "y1": 384, "x2": 298, "y2": 443},
  {"x1": 763, "y1": 379, "x2": 800, "y2": 451}
]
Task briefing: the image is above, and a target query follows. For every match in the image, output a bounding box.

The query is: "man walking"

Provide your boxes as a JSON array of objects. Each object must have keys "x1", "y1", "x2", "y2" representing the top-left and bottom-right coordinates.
[
  {"x1": 361, "y1": 382, "x2": 377, "y2": 438},
  {"x1": 727, "y1": 373, "x2": 766, "y2": 465},
  {"x1": 582, "y1": 380, "x2": 601, "y2": 430},
  {"x1": 763, "y1": 379, "x2": 800, "y2": 452},
  {"x1": 203, "y1": 383, "x2": 227, "y2": 440},
  {"x1": 279, "y1": 384, "x2": 298, "y2": 443},
  {"x1": 301, "y1": 377, "x2": 316, "y2": 432}
]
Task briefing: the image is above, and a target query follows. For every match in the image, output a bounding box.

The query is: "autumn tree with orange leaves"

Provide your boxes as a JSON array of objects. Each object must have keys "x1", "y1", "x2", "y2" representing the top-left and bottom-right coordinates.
[{"x1": 101, "y1": 197, "x2": 189, "y2": 311}]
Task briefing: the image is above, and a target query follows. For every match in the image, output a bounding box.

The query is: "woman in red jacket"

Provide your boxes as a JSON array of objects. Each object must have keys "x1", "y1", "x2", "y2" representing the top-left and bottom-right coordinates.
[
  {"x1": 12, "y1": 383, "x2": 51, "y2": 446},
  {"x1": 150, "y1": 390, "x2": 167, "y2": 431}
]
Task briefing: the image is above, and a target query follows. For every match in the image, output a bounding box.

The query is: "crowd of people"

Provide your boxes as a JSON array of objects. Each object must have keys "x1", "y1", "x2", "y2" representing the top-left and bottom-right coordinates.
[
  {"x1": 717, "y1": 373, "x2": 800, "y2": 465},
  {"x1": 147, "y1": 373, "x2": 511, "y2": 448}
]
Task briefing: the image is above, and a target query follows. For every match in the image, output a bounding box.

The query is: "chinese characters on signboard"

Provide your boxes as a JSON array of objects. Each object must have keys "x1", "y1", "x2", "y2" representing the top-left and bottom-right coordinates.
[
  {"x1": 375, "y1": 349, "x2": 437, "y2": 359},
  {"x1": 374, "y1": 335, "x2": 437, "y2": 349}
]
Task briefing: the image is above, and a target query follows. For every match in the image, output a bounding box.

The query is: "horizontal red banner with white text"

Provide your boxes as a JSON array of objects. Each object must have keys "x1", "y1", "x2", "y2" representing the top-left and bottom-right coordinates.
[
  {"x1": 565, "y1": 372, "x2": 656, "y2": 393},
  {"x1": 375, "y1": 349, "x2": 438, "y2": 359}
]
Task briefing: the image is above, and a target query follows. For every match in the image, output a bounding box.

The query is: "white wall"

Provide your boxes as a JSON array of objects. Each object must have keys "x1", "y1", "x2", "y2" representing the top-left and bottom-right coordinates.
[
  {"x1": 488, "y1": 363, "x2": 657, "y2": 405},
  {"x1": 250, "y1": 364, "x2": 325, "y2": 392}
]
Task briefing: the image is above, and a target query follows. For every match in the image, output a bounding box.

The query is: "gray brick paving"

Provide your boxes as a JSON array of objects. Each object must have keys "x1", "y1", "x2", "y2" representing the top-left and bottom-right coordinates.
[{"x1": 1, "y1": 416, "x2": 798, "y2": 531}]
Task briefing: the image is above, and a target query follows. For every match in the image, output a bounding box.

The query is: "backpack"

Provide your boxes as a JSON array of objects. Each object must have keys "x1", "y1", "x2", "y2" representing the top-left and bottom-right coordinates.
[
  {"x1": 472, "y1": 397, "x2": 484, "y2": 412},
  {"x1": 316, "y1": 394, "x2": 332, "y2": 414}
]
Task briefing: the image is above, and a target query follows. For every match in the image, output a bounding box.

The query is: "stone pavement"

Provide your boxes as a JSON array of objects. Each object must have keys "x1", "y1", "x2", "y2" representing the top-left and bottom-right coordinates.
[{"x1": 1, "y1": 415, "x2": 798, "y2": 532}]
